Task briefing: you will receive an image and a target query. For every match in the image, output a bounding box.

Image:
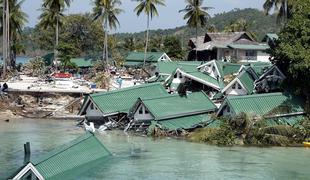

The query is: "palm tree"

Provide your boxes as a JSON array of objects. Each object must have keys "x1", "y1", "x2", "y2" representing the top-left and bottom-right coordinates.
[
  {"x1": 179, "y1": 0, "x2": 212, "y2": 60},
  {"x1": 40, "y1": 0, "x2": 71, "y2": 70},
  {"x1": 263, "y1": 0, "x2": 293, "y2": 22},
  {"x1": 0, "y1": 0, "x2": 27, "y2": 74},
  {"x1": 92, "y1": 0, "x2": 123, "y2": 66},
  {"x1": 134, "y1": 0, "x2": 165, "y2": 69}
]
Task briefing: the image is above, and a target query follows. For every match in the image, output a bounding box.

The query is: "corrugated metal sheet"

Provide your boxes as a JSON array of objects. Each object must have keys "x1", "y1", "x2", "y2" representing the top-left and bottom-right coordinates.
[
  {"x1": 215, "y1": 61, "x2": 242, "y2": 77},
  {"x1": 226, "y1": 93, "x2": 304, "y2": 116},
  {"x1": 125, "y1": 52, "x2": 165, "y2": 63},
  {"x1": 32, "y1": 133, "x2": 111, "y2": 179},
  {"x1": 187, "y1": 71, "x2": 224, "y2": 89},
  {"x1": 157, "y1": 61, "x2": 202, "y2": 74},
  {"x1": 91, "y1": 83, "x2": 168, "y2": 115},
  {"x1": 265, "y1": 115, "x2": 305, "y2": 127},
  {"x1": 70, "y1": 58, "x2": 93, "y2": 68},
  {"x1": 142, "y1": 91, "x2": 217, "y2": 120},
  {"x1": 228, "y1": 44, "x2": 269, "y2": 50},
  {"x1": 238, "y1": 70, "x2": 256, "y2": 94},
  {"x1": 154, "y1": 113, "x2": 212, "y2": 131}
]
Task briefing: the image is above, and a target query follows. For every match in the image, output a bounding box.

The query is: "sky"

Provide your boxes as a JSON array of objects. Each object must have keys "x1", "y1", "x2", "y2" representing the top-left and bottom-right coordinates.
[{"x1": 22, "y1": 0, "x2": 265, "y2": 33}]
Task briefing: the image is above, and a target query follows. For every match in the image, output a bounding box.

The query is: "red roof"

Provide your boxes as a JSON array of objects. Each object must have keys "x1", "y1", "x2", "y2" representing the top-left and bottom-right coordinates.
[{"x1": 52, "y1": 73, "x2": 72, "y2": 78}]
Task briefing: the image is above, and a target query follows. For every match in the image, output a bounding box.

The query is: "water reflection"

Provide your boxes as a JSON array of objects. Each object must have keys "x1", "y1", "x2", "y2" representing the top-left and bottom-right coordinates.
[{"x1": 0, "y1": 119, "x2": 309, "y2": 180}]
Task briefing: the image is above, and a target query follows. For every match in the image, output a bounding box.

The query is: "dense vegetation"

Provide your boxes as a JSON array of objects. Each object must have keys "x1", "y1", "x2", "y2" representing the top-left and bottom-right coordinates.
[
  {"x1": 114, "y1": 8, "x2": 281, "y2": 43},
  {"x1": 20, "y1": 8, "x2": 281, "y2": 58}
]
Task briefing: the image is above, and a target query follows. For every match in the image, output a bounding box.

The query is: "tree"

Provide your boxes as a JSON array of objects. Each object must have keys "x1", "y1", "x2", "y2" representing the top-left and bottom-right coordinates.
[
  {"x1": 163, "y1": 36, "x2": 184, "y2": 60},
  {"x1": 134, "y1": 0, "x2": 165, "y2": 69},
  {"x1": 224, "y1": 18, "x2": 258, "y2": 40},
  {"x1": 23, "y1": 56, "x2": 45, "y2": 77},
  {"x1": 40, "y1": 0, "x2": 71, "y2": 70},
  {"x1": 179, "y1": 0, "x2": 212, "y2": 60},
  {"x1": 92, "y1": 0, "x2": 123, "y2": 66},
  {"x1": 263, "y1": 0, "x2": 293, "y2": 22},
  {"x1": 269, "y1": 0, "x2": 309, "y2": 99},
  {"x1": 0, "y1": 0, "x2": 28, "y2": 69},
  {"x1": 57, "y1": 42, "x2": 77, "y2": 71}
]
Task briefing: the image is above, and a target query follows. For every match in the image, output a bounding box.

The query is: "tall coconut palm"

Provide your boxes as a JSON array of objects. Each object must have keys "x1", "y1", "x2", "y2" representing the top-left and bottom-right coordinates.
[
  {"x1": 179, "y1": 0, "x2": 212, "y2": 61},
  {"x1": 0, "y1": 0, "x2": 28, "y2": 70},
  {"x1": 40, "y1": 0, "x2": 71, "y2": 70},
  {"x1": 263, "y1": 0, "x2": 293, "y2": 22},
  {"x1": 93, "y1": 0, "x2": 123, "y2": 66},
  {"x1": 134, "y1": 0, "x2": 165, "y2": 69}
]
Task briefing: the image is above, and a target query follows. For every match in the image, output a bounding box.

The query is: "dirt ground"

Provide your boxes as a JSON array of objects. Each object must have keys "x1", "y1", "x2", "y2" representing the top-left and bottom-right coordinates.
[{"x1": 0, "y1": 93, "x2": 81, "y2": 120}]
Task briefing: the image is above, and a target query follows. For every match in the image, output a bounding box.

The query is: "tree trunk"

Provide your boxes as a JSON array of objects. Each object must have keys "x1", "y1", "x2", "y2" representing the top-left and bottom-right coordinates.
[
  {"x1": 2, "y1": 0, "x2": 6, "y2": 78},
  {"x1": 55, "y1": 15, "x2": 59, "y2": 72},
  {"x1": 143, "y1": 14, "x2": 150, "y2": 70},
  {"x1": 195, "y1": 26, "x2": 198, "y2": 61},
  {"x1": 105, "y1": 20, "x2": 109, "y2": 67}
]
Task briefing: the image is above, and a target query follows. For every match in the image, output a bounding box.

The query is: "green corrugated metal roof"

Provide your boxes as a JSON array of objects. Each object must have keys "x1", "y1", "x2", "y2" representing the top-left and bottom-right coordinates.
[
  {"x1": 71, "y1": 58, "x2": 94, "y2": 68},
  {"x1": 237, "y1": 70, "x2": 256, "y2": 94},
  {"x1": 264, "y1": 115, "x2": 305, "y2": 127},
  {"x1": 224, "y1": 93, "x2": 305, "y2": 116},
  {"x1": 228, "y1": 44, "x2": 269, "y2": 50},
  {"x1": 125, "y1": 52, "x2": 166, "y2": 63},
  {"x1": 157, "y1": 61, "x2": 202, "y2": 74},
  {"x1": 124, "y1": 61, "x2": 143, "y2": 66},
  {"x1": 215, "y1": 61, "x2": 242, "y2": 77},
  {"x1": 141, "y1": 91, "x2": 217, "y2": 120},
  {"x1": 91, "y1": 83, "x2": 168, "y2": 115},
  {"x1": 154, "y1": 113, "x2": 212, "y2": 131},
  {"x1": 187, "y1": 71, "x2": 225, "y2": 89},
  {"x1": 32, "y1": 132, "x2": 111, "y2": 179}
]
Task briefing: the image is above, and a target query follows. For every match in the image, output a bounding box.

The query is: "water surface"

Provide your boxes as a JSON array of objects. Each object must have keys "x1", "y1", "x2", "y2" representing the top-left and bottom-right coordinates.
[{"x1": 0, "y1": 119, "x2": 309, "y2": 180}]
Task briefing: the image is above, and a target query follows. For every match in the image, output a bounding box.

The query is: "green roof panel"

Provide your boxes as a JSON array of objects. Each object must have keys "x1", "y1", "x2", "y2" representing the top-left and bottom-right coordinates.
[
  {"x1": 71, "y1": 58, "x2": 94, "y2": 68},
  {"x1": 154, "y1": 113, "x2": 212, "y2": 131},
  {"x1": 237, "y1": 70, "x2": 256, "y2": 94},
  {"x1": 125, "y1": 52, "x2": 166, "y2": 63},
  {"x1": 91, "y1": 83, "x2": 168, "y2": 115},
  {"x1": 225, "y1": 93, "x2": 305, "y2": 116},
  {"x1": 32, "y1": 132, "x2": 111, "y2": 180},
  {"x1": 141, "y1": 91, "x2": 217, "y2": 120},
  {"x1": 228, "y1": 44, "x2": 269, "y2": 50}
]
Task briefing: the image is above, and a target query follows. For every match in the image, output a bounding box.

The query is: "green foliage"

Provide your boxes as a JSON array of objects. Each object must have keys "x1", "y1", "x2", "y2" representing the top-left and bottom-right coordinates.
[
  {"x1": 134, "y1": 0, "x2": 165, "y2": 19},
  {"x1": 0, "y1": 0, "x2": 28, "y2": 67},
  {"x1": 163, "y1": 36, "x2": 185, "y2": 60},
  {"x1": 263, "y1": 0, "x2": 293, "y2": 22},
  {"x1": 23, "y1": 56, "x2": 45, "y2": 76},
  {"x1": 115, "y1": 8, "x2": 281, "y2": 46},
  {"x1": 57, "y1": 42, "x2": 77, "y2": 71},
  {"x1": 188, "y1": 120, "x2": 236, "y2": 146},
  {"x1": 269, "y1": 0, "x2": 310, "y2": 98}
]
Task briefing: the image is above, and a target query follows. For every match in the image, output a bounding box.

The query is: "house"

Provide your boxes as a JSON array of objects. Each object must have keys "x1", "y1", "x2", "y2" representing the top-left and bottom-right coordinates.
[
  {"x1": 188, "y1": 32, "x2": 270, "y2": 62},
  {"x1": 197, "y1": 60, "x2": 242, "y2": 79},
  {"x1": 124, "y1": 52, "x2": 171, "y2": 67},
  {"x1": 78, "y1": 83, "x2": 168, "y2": 122},
  {"x1": 166, "y1": 67, "x2": 224, "y2": 94},
  {"x1": 221, "y1": 69, "x2": 257, "y2": 96},
  {"x1": 222, "y1": 64, "x2": 286, "y2": 96},
  {"x1": 126, "y1": 91, "x2": 217, "y2": 131},
  {"x1": 70, "y1": 58, "x2": 94, "y2": 69},
  {"x1": 217, "y1": 92, "x2": 305, "y2": 118},
  {"x1": 10, "y1": 132, "x2": 111, "y2": 180},
  {"x1": 147, "y1": 61, "x2": 202, "y2": 84}
]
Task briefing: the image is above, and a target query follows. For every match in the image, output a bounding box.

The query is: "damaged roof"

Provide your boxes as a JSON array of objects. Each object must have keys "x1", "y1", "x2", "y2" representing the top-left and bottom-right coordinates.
[
  {"x1": 136, "y1": 91, "x2": 217, "y2": 121},
  {"x1": 219, "y1": 92, "x2": 305, "y2": 116},
  {"x1": 190, "y1": 32, "x2": 261, "y2": 51},
  {"x1": 91, "y1": 83, "x2": 168, "y2": 116},
  {"x1": 11, "y1": 133, "x2": 111, "y2": 180}
]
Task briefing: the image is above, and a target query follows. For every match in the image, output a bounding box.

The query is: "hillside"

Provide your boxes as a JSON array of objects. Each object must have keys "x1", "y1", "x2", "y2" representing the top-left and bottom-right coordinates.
[{"x1": 115, "y1": 8, "x2": 281, "y2": 42}]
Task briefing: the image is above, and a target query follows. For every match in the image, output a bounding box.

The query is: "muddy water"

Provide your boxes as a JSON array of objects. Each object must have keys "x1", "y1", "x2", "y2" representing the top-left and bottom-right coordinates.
[{"x1": 0, "y1": 119, "x2": 309, "y2": 180}]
